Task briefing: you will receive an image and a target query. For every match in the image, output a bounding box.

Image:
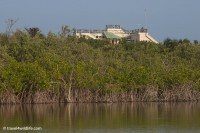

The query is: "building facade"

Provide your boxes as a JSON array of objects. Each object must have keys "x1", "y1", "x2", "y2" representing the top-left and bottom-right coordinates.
[{"x1": 74, "y1": 25, "x2": 158, "y2": 44}]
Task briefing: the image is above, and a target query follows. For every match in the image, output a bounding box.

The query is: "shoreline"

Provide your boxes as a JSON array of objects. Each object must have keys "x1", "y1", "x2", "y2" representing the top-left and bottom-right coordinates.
[{"x1": 1, "y1": 88, "x2": 200, "y2": 104}]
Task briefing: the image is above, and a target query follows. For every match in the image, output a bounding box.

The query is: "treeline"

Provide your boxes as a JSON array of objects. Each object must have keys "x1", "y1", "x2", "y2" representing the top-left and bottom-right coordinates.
[{"x1": 0, "y1": 29, "x2": 200, "y2": 103}]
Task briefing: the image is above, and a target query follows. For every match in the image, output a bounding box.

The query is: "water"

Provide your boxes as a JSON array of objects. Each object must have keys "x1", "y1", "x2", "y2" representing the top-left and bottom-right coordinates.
[{"x1": 0, "y1": 103, "x2": 200, "y2": 133}]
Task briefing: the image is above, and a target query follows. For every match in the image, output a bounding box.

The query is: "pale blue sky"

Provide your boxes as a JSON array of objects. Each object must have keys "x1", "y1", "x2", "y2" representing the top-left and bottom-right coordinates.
[{"x1": 0, "y1": 0, "x2": 200, "y2": 42}]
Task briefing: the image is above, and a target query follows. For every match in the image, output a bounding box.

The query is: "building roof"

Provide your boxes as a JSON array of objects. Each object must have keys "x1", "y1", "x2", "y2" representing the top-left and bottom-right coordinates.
[{"x1": 103, "y1": 31, "x2": 121, "y2": 39}]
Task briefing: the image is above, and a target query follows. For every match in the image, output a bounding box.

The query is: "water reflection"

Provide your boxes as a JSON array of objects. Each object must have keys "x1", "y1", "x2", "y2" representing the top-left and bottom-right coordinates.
[{"x1": 0, "y1": 103, "x2": 200, "y2": 133}]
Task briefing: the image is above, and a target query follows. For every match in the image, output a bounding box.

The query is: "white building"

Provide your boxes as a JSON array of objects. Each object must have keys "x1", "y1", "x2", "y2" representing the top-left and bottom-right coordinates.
[{"x1": 75, "y1": 25, "x2": 158, "y2": 44}]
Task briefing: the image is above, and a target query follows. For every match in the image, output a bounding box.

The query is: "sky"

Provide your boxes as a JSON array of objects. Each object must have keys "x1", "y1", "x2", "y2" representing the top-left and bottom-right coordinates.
[{"x1": 0, "y1": 0, "x2": 200, "y2": 42}]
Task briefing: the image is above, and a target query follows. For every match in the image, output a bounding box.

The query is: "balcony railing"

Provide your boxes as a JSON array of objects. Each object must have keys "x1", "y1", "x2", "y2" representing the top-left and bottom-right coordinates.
[
  {"x1": 75, "y1": 29, "x2": 104, "y2": 33},
  {"x1": 106, "y1": 25, "x2": 121, "y2": 29},
  {"x1": 75, "y1": 27, "x2": 148, "y2": 34}
]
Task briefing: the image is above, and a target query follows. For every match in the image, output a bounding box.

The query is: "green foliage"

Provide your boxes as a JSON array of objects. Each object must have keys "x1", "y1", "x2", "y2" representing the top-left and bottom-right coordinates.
[
  {"x1": 78, "y1": 38, "x2": 110, "y2": 48},
  {"x1": 0, "y1": 31, "x2": 200, "y2": 94},
  {"x1": 194, "y1": 40, "x2": 199, "y2": 45},
  {"x1": 163, "y1": 38, "x2": 179, "y2": 50},
  {"x1": 1, "y1": 61, "x2": 49, "y2": 92},
  {"x1": 6, "y1": 31, "x2": 47, "y2": 62}
]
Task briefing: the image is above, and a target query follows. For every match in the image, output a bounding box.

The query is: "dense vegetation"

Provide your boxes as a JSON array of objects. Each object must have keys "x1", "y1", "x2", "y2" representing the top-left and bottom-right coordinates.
[{"x1": 0, "y1": 29, "x2": 200, "y2": 103}]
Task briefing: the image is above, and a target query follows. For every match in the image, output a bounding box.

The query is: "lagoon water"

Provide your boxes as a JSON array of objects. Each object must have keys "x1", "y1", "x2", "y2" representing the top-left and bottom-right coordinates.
[{"x1": 0, "y1": 103, "x2": 200, "y2": 133}]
